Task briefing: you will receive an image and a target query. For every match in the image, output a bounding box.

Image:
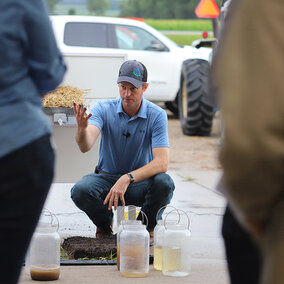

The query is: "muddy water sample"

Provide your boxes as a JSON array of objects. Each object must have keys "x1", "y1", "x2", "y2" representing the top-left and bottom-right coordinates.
[{"x1": 30, "y1": 265, "x2": 60, "y2": 281}]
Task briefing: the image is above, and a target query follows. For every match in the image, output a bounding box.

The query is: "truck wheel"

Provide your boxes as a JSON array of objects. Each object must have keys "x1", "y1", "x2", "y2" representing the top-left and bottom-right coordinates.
[{"x1": 178, "y1": 59, "x2": 215, "y2": 136}]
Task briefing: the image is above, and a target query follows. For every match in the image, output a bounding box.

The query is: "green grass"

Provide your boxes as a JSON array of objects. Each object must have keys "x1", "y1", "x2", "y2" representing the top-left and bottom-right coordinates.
[
  {"x1": 185, "y1": 176, "x2": 195, "y2": 182},
  {"x1": 145, "y1": 19, "x2": 213, "y2": 31},
  {"x1": 165, "y1": 33, "x2": 213, "y2": 46},
  {"x1": 60, "y1": 245, "x2": 71, "y2": 260}
]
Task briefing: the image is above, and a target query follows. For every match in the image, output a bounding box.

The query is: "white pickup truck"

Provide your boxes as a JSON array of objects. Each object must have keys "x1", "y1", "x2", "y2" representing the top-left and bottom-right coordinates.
[{"x1": 50, "y1": 15, "x2": 215, "y2": 136}]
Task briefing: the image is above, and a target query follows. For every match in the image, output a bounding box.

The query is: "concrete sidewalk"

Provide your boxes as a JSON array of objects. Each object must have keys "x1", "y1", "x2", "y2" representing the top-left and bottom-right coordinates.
[{"x1": 19, "y1": 170, "x2": 229, "y2": 284}]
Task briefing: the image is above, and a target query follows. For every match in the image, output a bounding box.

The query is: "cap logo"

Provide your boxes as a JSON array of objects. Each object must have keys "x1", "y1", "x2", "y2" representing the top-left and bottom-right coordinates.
[{"x1": 133, "y1": 68, "x2": 141, "y2": 77}]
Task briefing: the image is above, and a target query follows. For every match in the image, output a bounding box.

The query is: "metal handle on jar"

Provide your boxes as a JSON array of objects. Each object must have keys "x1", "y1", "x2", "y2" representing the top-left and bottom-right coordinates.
[
  {"x1": 156, "y1": 205, "x2": 181, "y2": 224},
  {"x1": 164, "y1": 209, "x2": 190, "y2": 230},
  {"x1": 42, "y1": 208, "x2": 60, "y2": 231},
  {"x1": 139, "y1": 209, "x2": 148, "y2": 228}
]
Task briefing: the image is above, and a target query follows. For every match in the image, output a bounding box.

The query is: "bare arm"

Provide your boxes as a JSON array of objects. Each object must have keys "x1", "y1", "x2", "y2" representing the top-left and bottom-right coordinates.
[
  {"x1": 104, "y1": 147, "x2": 169, "y2": 210},
  {"x1": 74, "y1": 102, "x2": 100, "y2": 153},
  {"x1": 131, "y1": 147, "x2": 169, "y2": 182}
]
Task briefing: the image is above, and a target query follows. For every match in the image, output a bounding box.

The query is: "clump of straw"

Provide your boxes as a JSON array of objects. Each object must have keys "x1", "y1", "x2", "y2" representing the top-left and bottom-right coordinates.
[{"x1": 42, "y1": 86, "x2": 89, "y2": 108}]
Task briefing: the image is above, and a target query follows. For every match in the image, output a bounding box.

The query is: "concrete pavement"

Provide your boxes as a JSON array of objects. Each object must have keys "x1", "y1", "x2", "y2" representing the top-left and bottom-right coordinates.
[{"x1": 19, "y1": 170, "x2": 230, "y2": 284}]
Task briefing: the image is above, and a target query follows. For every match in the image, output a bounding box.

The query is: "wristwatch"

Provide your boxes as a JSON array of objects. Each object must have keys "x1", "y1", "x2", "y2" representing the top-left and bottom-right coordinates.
[{"x1": 127, "y1": 172, "x2": 135, "y2": 183}]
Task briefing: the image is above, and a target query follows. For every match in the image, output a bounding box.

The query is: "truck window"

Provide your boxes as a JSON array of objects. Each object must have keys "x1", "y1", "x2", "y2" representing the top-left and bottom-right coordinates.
[
  {"x1": 114, "y1": 24, "x2": 167, "y2": 51},
  {"x1": 64, "y1": 22, "x2": 108, "y2": 47}
]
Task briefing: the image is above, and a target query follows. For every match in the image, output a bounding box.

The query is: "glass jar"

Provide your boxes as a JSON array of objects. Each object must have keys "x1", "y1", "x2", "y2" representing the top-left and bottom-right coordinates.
[
  {"x1": 153, "y1": 219, "x2": 180, "y2": 271},
  {"x1": 117, "y1": 220, "x2": 142, "y2": 270},
  {"x1": 120, "y1": 224, "x2": 149, "y2": 277},
  {"x1": 153, "y1": 206, "x2": 180, "y2": 271},
  {"x1": 27, "y1": 211, "x2": 60, "y2": 281},
  {"x1": 162, "y1": 223, "x2": 191, "y2": 277}
]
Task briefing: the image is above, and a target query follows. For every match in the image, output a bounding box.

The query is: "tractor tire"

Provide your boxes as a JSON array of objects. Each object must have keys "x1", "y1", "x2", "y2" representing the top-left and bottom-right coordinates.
[
  {"x1": 178, "y1": 59, "x2": 215, "y2": 136},
  {"x1": 165, "y1": 100, "x2": 178, "y2": 116}
]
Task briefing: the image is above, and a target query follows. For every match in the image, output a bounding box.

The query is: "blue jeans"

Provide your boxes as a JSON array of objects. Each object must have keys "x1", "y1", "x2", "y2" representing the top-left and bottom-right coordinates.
[
  {"x1": 71, "y1": 172, "x2": 175, "y2": 231},
  {"x1": 0, "y1": 135, "x2": 55, "y2": 284}
]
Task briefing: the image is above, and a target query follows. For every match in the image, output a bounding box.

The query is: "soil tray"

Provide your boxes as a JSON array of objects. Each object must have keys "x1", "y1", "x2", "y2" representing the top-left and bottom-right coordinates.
[{"x1": 62, "y1": 236, "x2": 117, "y2": 260}]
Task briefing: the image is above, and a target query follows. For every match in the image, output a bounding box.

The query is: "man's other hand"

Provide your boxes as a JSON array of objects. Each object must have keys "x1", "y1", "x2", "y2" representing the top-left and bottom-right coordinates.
[{"x1": 103, "y1": 174, "x2": 131, "y2": 210}]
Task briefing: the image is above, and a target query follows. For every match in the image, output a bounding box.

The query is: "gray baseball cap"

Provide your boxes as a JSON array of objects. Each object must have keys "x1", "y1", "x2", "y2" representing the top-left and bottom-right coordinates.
[{"x1": 117, "y1": 60, "x2": 148, "y2": 88}]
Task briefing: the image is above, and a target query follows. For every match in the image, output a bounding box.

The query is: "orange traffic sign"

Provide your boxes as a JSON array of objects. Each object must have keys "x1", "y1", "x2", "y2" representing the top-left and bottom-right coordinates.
[{"x1": 195, "y1": 0, "x2": 220, "y2": 18}]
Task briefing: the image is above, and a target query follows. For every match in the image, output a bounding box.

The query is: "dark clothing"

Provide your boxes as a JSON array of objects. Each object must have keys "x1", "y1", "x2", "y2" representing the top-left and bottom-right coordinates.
[
  {"x1": 0, "y1": 135, "x2": 55, "y2": 284},
  {"x1": 0, "y1": 1, "x2": 65, "y2": 283},
  {"x1": 216, "y1": 0, "x2": 284, "y2": 282},
  {"x1": 222, "y1": 206, "x2": 262, "y2": 284},
  {"x1": 71, "y1": 172, "x2": 175, "y2": 231}
]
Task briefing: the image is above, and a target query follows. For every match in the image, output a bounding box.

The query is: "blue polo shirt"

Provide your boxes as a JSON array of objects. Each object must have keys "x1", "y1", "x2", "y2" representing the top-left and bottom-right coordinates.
[{"x1": 89, "y1": 98, "x2": 169, "y2": 174}]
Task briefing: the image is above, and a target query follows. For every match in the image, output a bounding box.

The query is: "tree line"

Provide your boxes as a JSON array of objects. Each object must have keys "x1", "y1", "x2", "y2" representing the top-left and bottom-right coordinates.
[
  {"x1": 120, "y1": 0, "x2": 222, "y2": 19},
  {"x1": 46, "y1": 0, "x2": 111, "y2": 15},
  {"x1": 46, "y1": 0, "x2": 222, "y2": 19}
]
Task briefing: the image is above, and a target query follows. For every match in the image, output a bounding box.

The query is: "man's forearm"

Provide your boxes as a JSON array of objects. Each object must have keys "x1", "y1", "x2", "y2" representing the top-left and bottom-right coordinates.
[
  {"x1": 76, "y1": 126, "x2": 96, "y2": 153},
  {"x1": 130, "y1": 148, "x2": 169, "y2": 183}
]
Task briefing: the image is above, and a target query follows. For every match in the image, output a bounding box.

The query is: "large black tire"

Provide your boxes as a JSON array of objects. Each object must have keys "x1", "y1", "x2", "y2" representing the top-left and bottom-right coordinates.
[
  {"x1": 165, "y1": 100, "x2": 178, "y2": 116},
  {"x1": 178, "y1": 59, "x2": 215, "y2": 136}
]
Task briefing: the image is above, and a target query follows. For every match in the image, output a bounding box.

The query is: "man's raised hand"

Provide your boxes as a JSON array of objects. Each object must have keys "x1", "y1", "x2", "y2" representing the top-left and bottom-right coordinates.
[{"x1": 73, "y1": 102, "x2": 92, "y2": 129}]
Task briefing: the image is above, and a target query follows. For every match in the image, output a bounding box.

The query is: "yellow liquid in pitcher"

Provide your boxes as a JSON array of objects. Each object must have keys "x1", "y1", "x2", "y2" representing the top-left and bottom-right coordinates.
[
  {"x1": 163, "y1": 246, "x2": 181, "y2": 271},
  {"x1": 154, "y1": 246, "x2": 162, "y2": 271}
]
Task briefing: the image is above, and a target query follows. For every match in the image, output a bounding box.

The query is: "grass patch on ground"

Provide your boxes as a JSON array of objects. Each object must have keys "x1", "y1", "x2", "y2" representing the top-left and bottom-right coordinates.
[
  {"x1": 165, "y1": 33, "x2": 214, "y2": 46},
  {"x1": 186, "y1": 176, "x2": 195, "y2": 182},
  {"x1": 60, "y1": 245, "x2": 71, "y2": 260},
  {"x1": 145, "y1": 19, "x2": 213, "y2": 31}
]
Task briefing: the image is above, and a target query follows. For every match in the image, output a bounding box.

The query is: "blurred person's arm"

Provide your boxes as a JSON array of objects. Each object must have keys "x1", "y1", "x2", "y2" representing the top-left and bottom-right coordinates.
[
  {"x1": 216, "y1": 0, "x2": 284, "y2": 235},
  {"x1": 24, "y1": 0, "x2": 66, "y2": 95}
]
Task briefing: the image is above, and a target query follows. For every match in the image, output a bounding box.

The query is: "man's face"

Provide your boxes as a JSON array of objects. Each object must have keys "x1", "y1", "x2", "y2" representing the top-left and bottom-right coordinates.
[{"x1": 119, "y1": 81, "x2": 148, "y2": 109}]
